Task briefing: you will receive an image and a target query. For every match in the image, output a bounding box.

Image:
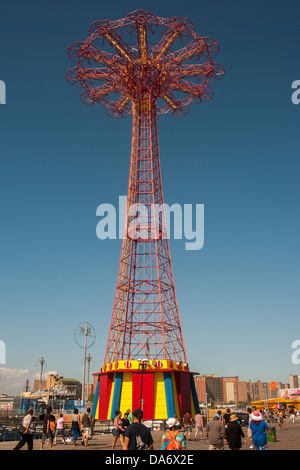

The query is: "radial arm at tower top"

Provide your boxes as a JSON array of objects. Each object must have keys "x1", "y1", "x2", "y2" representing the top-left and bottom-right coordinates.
[{"x1": 66, "y1": 9, "x2": 224, "y2": 119}]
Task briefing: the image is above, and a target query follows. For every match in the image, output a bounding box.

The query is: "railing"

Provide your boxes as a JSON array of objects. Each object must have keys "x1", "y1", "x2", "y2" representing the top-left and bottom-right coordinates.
[{"x1": 0, "y1": 424, "x2": 44, "y2": 442}]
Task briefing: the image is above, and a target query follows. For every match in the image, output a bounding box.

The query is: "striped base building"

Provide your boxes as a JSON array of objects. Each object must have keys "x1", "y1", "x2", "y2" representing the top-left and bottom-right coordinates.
[{"x1": 92, "y1": 360, "x2": 199, "y2": 421}]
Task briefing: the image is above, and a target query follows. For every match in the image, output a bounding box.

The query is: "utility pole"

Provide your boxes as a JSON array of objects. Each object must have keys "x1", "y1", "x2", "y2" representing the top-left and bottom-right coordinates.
[
  {"x1": 37, "y1": 357, "x2": 46, "y2": 394},
  {"x1": 74, "y1": 322, "x2": 95, "y2": 406},
  {"x1": 86, "y1": 353, "x2": 93, "y2": 401},
  {"x1": 81, "y1": 323, "x2": 88, "y2": 404}
]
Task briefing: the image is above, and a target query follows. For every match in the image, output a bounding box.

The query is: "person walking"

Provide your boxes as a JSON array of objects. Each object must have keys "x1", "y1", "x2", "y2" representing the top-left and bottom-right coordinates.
[
  {"x1": 206, "y1": 413, "x2": 226, "y2": 450},
  {"x1": 183, "y1": 410, "x2": 193, "y2": 441},
  {"x1": 122, "y1": 412, "x2": 130, "y2": 430},
  {"x1": 194, "y1": 410, "x2": 204, "y2": 441},
  {"x1": 40, "y1": 406, "x2": 54, "y2": 450},
  {"x1": 54, "y1": 414, "x2": 67, "y2": 446},
  {"x1": 112, "y1": 410, "x2": 125, "y2": 450},
  {"x1": 250, "y1": 411, "x2": 275, "y2": 450},
  {"x1": 225, "y1": 414, "x2": 246, "y2": 450},
  {"x1": 246, "y1": 407, "x2": 254, "y2": 449},
  {"x1": 126, "y1": 409, "x2": 133, "y2": 424},
  {"x1": 120, "y1": 412, "x2": 130, "y2": 442},
  {"x1": 278, "y1": 409, "x2": 284, "y2": 431},
  {"x1": 71, "y1": 408, "x2": 82, "y2": 446},
  {"x1": 289, "y1": 407, "x2": 295, "y2": 423},
  {"x1": 13, "y1": 408, "x2": 34, "y2": 451},
  {"x1": 161, "y1": 418, "x2": 186, "y2": 450},
  {"x1": 81, "y1": 407, "x2": 93, "y2": 447},
  {"x1": 223, "y1": 408, "x2": 231, "y2": 427},
  {"x1": 123, "y1": 409, "x2": 154, "y2": 450},
  {"x1": 217, "y1": 409, "x2": 224, "y2": 425}
]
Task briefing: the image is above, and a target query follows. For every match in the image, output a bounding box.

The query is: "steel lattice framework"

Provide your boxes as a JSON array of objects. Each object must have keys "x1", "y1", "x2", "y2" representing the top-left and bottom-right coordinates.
[{"x1": 66, "y1": 10, "x2": 224, "y2": 365}]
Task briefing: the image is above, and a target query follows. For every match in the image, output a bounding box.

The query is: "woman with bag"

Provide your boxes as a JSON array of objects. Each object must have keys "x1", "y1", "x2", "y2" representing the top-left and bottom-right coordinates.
[
  {"x1": 112, "y1": 410, "x2": 125, "y2": 449},
  {"x1": 71, "y1": 408, "x2": 82, "y2": 446},
  {"x1": 250, "y1": 411, "x2": 275, "y2": 450}
]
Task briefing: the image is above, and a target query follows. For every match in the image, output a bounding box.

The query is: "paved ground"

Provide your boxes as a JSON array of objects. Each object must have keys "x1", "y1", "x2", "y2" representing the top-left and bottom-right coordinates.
[{"x1": 1, "y1": 418, "x2": 300, "y2": 451}]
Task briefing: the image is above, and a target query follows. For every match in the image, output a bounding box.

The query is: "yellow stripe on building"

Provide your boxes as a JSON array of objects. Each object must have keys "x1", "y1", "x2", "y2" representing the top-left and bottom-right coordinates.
[
  {"x1": 119, "y1": 372, "x2": 132, "y2": 414},
  {"x1": 95, "y1": 395, "x2": 100, "y2": 420},
  {"x1": 107, "y1": 374, "x2": 115, "y2": 420},
  {"x1": 154, "y1": 372, "x2": 168, "y2": 419}
]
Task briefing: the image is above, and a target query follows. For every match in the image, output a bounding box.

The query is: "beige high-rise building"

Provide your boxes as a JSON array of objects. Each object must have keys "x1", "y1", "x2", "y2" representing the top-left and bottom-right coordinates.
[
  {"x1": 290, "y1": 374, "x2": 300, "y2": 388},
  {"x1": 238, "y1": 381, "x2": 252, "y2": 403},
  {"x1": 223, "y1": 377, "x2": 239, "y2": 403}
]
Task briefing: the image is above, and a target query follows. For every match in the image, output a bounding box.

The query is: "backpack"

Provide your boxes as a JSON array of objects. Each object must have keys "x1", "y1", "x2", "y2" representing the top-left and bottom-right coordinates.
[
  {"x1": 133, "y1": 423, "x2": 150, "y2": 450},
  {"x1": 50, "y1": 419, "x2": 56, "y2": 432},
  {"x1": 164, "y1": 431, "x2": 182, "y2": 450}
]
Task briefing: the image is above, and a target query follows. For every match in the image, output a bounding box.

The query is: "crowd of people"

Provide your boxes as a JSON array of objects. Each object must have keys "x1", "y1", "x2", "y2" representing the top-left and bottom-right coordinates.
[
  {"x1": 12, "y1": 405, "x2": 94, "y2": 450},
  {"x1": 12, "y1": 404, "x2": 296, "y2": 451}
]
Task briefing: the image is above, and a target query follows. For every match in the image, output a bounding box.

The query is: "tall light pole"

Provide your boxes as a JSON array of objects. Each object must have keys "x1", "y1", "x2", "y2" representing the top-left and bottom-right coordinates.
[
  {"x1": 205, "y1": 392, "x2": 208, "y2": 425},
  {"x1": 138, "y1": 358, "x2": 149, "y2": 411},
  {"x1": 86, "y1": 353, "x2": 94, "y2": 401},
  {"x1": 82, "y1": 324, "x2": 88, "y2": 404},
  {"x1": 74, "y1": 322, "x2": 96, "y2": 406},
  {"x1": 36, "y1": 357, "x2": 46, "y2": 394}
]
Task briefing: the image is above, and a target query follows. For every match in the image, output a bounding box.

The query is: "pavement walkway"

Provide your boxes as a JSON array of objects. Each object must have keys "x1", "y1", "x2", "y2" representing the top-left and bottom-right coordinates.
[{"x1": 1, "y1": 418, "x2": 300, "y2": 451}]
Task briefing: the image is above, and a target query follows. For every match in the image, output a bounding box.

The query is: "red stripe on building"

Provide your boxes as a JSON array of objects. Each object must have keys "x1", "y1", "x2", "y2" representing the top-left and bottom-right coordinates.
[
  {"x1": 98, "y1": 373, "x2": 113, "y2": 421},
  {"x1": 141, "y1": 373, "x2": 154, "y2": 420},
  {"x1": 131, "y1": 372, "x2": 141, "y2": 412}
]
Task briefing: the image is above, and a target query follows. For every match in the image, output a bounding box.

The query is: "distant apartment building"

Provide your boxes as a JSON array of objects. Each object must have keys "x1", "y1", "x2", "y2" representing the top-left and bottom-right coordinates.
[
  {"x1": 238, "y1": 381, "x2": 252, "y2": 402},
  {"x1": 223, "y1": 376, "x2": 239, "y2": 403},
  {"x1": 194, "y1": 375, "x2": 217, "y2": 403},
  {"x1": 33, "y1": 373, "x2": 63, "y2": 393},
  {"x1": 33, "y1": 373, "x2": 82, "y2": 399},
  {"x1": 206, "y1": 376, "x2": 223, "y2": 403},
  {"x1": 194, "y1": 375, "x2": 289, "y2": 405},
  {"x1": 194, "y1": 375, "x2": 238, "y2": 404},
  {"x1": 84, "y1": 383, "x2": 94, "y2": 399},
  {"x1": 33, "y1": 380, "x2": 47, "y2": 392},
  {"x1": 251, "y1": 380, "x2": 267, "y2": 401},
  {"x1": 290, "y1": 374, "x2": 300, "y2": 388}
]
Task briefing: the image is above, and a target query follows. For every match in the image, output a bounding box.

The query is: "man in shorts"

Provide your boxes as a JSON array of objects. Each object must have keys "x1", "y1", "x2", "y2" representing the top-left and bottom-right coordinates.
[
  {"x1": 194, "y1": 410, "x2": 204, "y2": 440},
  {"x1": 12, "y1": 408, "x2": 34, "y2": 450},
  {"x1": 40, "y1": 406, "x2": 54, "y2": 450},
  {"x1": 82, "y1": 407, "x2": 93, "y2": 447},
  {"x1": 183, "y1": 410, "x2": 193, "y2": 441}
]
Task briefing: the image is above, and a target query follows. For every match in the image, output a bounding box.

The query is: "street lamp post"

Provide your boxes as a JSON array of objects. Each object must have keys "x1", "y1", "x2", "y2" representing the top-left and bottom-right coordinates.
[
  {"x1": 36, "y1": 357, "x2": 46, "y2": 394},
  {"x1": 138, "y1": 359, "x2": 149, "y2": 411},
  {"x1": 74, "y1": 322, "x2": 96, "y2": 407},
  {"x1": 82, "y1": 324, "x2": 88, "y2": 404},
  {"x1": 86, "y1": 353, "x2": 94, "y2": 401}
]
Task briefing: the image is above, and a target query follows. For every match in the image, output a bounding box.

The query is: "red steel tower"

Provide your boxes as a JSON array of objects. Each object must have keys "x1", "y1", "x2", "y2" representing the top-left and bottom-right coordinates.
[{"x1": 66, "y1": 10, "x2": 224, "y2": 420}]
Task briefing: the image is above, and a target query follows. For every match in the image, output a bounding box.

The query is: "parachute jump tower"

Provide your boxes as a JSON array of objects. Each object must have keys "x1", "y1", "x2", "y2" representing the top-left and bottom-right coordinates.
[{"x1": 66, "y1": 10, "x2": 224, "y2": 420}]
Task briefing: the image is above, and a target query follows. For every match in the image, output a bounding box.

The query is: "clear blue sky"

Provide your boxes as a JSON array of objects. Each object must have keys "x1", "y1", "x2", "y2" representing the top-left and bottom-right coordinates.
[{"x1": 1, "y1": 0, "x2": 299, "y2": 394}]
